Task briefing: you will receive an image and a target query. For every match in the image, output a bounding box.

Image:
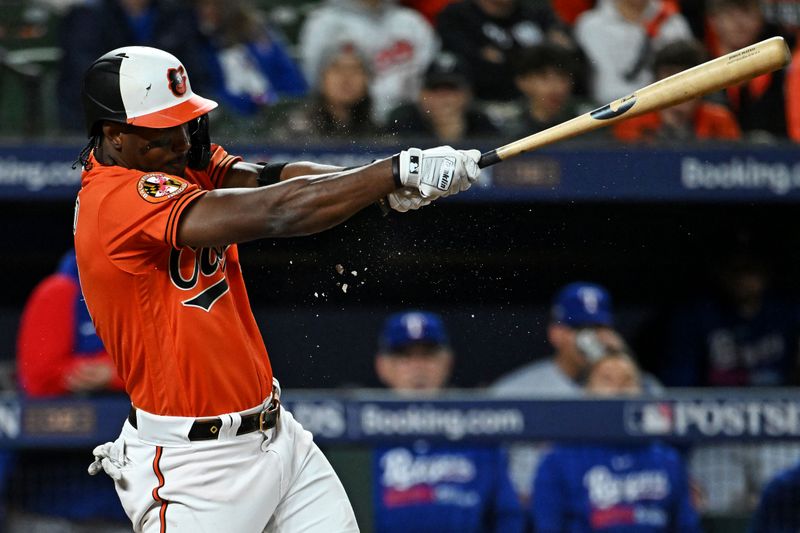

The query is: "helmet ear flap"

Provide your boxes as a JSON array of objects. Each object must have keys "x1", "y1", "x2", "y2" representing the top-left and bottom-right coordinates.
[{"x1": 187, "y1": 114, "x2": 211, "y2": 170}]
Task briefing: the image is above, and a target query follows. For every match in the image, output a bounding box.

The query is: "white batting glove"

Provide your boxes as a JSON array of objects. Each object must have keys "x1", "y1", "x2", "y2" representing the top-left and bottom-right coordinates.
[
  {"x1": 387, "y1": 187, "x2": 432, "y2": 212},
  {"x1": 87, "y1": 441, "x2": 126, "y2": 481},
  {"x1": 395, "y1": 147, "x2": 481, "y2": 200}
]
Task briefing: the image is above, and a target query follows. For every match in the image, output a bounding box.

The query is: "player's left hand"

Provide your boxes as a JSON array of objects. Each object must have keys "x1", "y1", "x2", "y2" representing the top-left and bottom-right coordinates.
[
  {"x1": 387, "y1": 188, "x2": 432, "y2": 212},
  {"x1": 88, "y1": 441, "x2": 126, "y2": 480}
]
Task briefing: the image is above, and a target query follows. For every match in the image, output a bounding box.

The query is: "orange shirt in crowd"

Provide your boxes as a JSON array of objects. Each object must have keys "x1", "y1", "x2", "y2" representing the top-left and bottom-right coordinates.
[
  {"x1": 551, "y1": 0, "x2": 594, "y2": 26},
  {"x1": 74, "y1": 145, "x2": 273, "y2": 417},
  {"x1": 613, "y1": 101, "x2": 741, "y2": 142}
]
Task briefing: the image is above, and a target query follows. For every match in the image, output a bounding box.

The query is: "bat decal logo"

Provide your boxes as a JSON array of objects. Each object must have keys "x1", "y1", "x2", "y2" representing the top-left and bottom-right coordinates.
[{"x1": 590, "y1": 95, "x2": 638, "y2": 120}]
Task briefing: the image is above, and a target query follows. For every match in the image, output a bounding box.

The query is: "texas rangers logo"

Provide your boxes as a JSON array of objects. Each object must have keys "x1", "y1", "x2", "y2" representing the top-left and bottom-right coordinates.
[
  {"x1": 167, "y1": 66, "x2": 187, "y2": 97},
  {"x1": 137, "y1": 173, "x2": 188, "y2": 203}
]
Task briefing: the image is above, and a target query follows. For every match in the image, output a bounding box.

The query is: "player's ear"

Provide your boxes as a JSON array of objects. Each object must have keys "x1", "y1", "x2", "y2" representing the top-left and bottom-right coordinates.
[
  {"x1": 102, "y1": 122, "x2": 126, "y2": 150},
  {"x1": 375, "y1": 354, "x2": 393, "y2": 387}
]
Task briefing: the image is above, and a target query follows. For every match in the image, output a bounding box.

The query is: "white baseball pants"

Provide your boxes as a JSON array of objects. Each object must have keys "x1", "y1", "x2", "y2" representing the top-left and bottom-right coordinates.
[{"x1": 100, "y1": 400, "x2": 358, "y2": 533}]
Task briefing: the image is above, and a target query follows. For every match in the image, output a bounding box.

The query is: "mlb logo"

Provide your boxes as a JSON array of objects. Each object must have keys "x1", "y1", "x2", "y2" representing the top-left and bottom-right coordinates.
[
  {"x1": 624, "y1": 402, "x2": 673, "y2": 435},
  {"x1": 409, "y1": 155, "x2": 420, "y2": 174}
]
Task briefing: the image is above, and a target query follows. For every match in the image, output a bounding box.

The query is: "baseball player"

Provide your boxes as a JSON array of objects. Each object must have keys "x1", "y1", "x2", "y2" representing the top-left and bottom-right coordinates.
[
  {"x1": 73, "y1": 46, "x2": 481, "y2": 533},
  {"x1": 531, "y1": 351, "x2": 701, "y2": 533},
  {"x1": 373, "y1": 311, "x2": 526, "y2": 533}
]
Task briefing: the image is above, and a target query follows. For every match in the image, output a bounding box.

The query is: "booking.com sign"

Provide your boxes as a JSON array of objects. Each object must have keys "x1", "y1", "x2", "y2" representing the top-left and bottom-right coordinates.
[{"x1": 625, "y1": 400, "x2": 800, "y2": 439}]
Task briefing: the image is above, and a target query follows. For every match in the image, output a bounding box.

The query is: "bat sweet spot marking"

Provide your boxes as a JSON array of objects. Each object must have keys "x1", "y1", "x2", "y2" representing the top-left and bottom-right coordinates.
[{"x1": 590, "y1": 96, "x2": 638, "y2": 121}]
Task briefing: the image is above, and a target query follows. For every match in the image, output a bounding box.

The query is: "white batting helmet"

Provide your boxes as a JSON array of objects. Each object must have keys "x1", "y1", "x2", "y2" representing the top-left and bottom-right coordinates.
[{"x1": 80, "y1": 46, "x2": 217, "y2": 137}]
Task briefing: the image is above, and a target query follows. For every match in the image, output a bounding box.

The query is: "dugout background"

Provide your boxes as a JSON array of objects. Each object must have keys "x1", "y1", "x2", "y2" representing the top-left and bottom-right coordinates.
[{"x1": 2, "y1": 189, "x2": 799, "y2": 389}]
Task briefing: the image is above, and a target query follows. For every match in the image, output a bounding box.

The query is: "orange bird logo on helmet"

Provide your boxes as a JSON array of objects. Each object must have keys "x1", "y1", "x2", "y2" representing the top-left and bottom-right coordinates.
[{"x1": 167, "y1": 66, "x2": 187, "y2": 97}]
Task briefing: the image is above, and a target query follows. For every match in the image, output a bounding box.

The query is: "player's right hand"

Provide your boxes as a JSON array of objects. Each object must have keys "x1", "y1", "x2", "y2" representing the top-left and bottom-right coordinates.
[{"x1": 396, "y1": 146, "x2": 481, "y2": 200}]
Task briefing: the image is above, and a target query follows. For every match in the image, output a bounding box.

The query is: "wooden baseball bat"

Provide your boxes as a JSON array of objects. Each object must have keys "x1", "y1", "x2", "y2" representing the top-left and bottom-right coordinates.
[{"x1": 478, "y1": 36, "x2": 792, "y2": 168}]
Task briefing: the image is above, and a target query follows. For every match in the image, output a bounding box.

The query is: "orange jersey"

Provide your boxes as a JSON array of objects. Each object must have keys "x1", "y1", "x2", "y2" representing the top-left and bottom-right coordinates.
[{"x1": 74, "y1": 145, "x2": 273, "y2": 417}]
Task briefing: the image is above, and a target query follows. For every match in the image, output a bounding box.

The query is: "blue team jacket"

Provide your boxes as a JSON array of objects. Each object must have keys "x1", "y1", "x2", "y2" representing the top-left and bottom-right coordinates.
[
  {"x1": 373, "y1": 442, "x2": 526, "y2": 533},
  {"x1": 532, "y1": 443, "x2": 701, "y2": 533},
  {"x1": 750, "y1": 460, "x2": 800, "y2": 533}
]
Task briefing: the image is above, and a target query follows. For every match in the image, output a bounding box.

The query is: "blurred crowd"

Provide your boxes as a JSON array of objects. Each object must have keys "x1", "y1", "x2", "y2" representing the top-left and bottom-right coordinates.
[{"x1": 3, "y1": 0, "x2": 800, "y2": 144}]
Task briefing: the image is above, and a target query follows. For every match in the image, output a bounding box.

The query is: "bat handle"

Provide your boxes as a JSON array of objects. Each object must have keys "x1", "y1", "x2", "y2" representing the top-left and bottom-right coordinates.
[{"x1": 478, "y1": 149, "x2": 501, "y2": 169}]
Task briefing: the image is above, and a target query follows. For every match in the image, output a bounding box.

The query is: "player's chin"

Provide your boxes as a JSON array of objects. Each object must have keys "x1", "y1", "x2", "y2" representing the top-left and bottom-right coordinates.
[{"x1": 165, "y1": 159, "x2": 188, "y2": 177}]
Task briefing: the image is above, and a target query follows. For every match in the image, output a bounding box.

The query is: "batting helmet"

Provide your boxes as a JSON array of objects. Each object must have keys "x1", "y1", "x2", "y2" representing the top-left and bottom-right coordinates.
[{"x1": 80, "y1": 46, "x2": 217, "y2": 137}]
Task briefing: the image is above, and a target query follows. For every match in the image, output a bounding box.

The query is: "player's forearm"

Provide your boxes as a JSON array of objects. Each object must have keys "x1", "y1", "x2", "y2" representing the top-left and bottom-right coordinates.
[
  {"x1": 280, "y1": 161, "x2": 347, "y2": 180},
  {"x1": 177, "y1": 159, "x2": 396, "y2": 246},
  {"x1": 264, "y1": 162, "x2": 395, "y2": 237}
]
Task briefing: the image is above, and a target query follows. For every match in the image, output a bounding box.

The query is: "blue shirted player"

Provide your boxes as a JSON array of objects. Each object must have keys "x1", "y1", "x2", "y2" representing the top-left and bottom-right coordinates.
[
  {"x1": 372, "y1": 311, "x2": 526, "y2": 533},
  {"x1": 750, "y1": 460, "x2": 800, "y2": 532},
  {"x1": 531, "y1": 350, "x2": 701, "y2": 533}
]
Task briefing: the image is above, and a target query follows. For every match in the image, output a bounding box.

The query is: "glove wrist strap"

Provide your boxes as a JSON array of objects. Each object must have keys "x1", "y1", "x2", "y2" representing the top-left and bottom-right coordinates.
[
  {"x1": 397, "y1": 148, "x2": 423, "y2": 188},
  {"x1": 391, "y1": 154, "x2": 402, "y2": 189}
]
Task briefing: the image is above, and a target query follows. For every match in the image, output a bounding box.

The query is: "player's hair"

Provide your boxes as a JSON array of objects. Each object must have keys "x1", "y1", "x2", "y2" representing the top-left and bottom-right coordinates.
[
  {"x1": 705, "y1": 0, "x2": 760, "y2": 14},
  {"x1": 512, "y1": 42, "x2": 581, "y2": 80},
  {"x1": 73, "y1": 134, "x2": 101, "y2": 170},
  {"x1": 587, "y1": 349, "x2": 642, "y2": 383}
]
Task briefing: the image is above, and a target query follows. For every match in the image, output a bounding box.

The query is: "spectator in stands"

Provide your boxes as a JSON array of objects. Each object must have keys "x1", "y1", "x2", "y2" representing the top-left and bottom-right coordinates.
[
  {"x1": 531, "y1": 349, "x2": 702, "y2": 532},
  {"x1": 574, "y1": 0, "x2": 693, "y2": 105},
  {"x1": 706, "y1": 0, "x2": 800, "y2": 141},
  {"x1": 280, "y1": 43, "x2": 377, "y2": 139},
  {"x1": 551, "y1": 0, "x2": 595, "y2": 26},
  {"x1": 750, "y1": 460, "x2": 800, "y2": 532},
  {"x1": 384, "y1": 52, "x2": 498, "y2": 143},
  {"x1": 436, "y1": 0, "x2": 571, "y2": 104},
  {"x1": 507, "y1": 42, "x2": 592, "y2": 138},
  {"x1": 401, "y1": 0, "x2": 456, "y2": 24},
  {"x1": 299, "y1": 0, "x2": 437, "y2": 125},
  {"x1": 57, "y1": 0, "x2": 205, "y2": 132},
  {"x1": 12, "y1": 249, "x2": 128, "y2": 531},
  {"x1": 613, "y1": 39, "x2": 742, "y2": 142},
  {"x1": 192, "y1": 0, "x2": 307, "y2": 117},
  {"x1": 373, "y1": 310, "x2": 526, "y2": 533}
]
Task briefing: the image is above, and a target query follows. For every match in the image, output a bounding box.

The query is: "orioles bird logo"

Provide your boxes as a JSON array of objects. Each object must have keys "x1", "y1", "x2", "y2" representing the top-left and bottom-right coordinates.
[{"x1": 167, "y1": 66, "x2": 187, "y2": 97}]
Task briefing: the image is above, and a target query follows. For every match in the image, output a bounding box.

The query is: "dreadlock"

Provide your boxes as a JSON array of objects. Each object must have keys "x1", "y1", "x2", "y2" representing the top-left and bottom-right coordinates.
[{"x1": 73, "y1": 134, "x2": 101, "y2": 170}]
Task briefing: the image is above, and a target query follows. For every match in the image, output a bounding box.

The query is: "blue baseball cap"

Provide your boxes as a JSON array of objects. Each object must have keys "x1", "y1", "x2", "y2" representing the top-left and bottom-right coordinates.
[
  {"x1": 379, "y1": 311, "x2": 450, "y2": 353},
  {"x1": 550, "y1": 282, "x2": 613, "y2": 327}
]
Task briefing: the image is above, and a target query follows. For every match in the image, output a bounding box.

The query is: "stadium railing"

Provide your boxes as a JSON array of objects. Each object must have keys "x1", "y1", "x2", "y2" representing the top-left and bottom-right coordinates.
[{"x1": 1, "y1": 389, "x2": 799, "y2": 532}]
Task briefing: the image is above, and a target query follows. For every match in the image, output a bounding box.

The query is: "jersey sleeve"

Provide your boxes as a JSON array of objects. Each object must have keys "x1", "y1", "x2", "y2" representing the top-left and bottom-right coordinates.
[
  {"x1": 97, "y1": 171, "x2": 206, "y2": 273},
  {"x1": 189, "y1": 144, "x2": 242, "y2": 190}
]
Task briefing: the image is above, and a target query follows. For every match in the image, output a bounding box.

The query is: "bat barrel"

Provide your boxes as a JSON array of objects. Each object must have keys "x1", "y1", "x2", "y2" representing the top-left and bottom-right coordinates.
[{"x1": 476, "y1": 36, "x2": 791, "y2": 166}]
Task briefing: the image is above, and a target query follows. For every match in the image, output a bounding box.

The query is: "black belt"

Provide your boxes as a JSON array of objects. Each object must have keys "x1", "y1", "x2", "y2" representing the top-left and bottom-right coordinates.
[{"x1": 128, "y1": 399, "x2": 280, "y2": 441}]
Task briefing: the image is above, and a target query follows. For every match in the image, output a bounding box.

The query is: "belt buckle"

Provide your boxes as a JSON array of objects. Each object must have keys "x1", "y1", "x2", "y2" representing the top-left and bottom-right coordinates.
[{"x1": 259, "y1": 398, "x2": 280, "y2": 433}]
